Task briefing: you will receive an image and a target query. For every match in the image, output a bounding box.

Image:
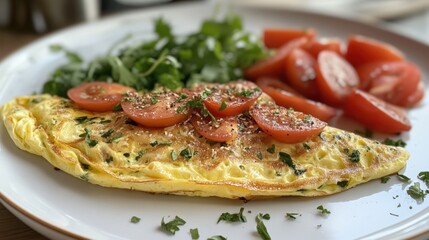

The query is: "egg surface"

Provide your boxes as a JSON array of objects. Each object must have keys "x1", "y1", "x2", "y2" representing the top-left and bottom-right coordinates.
[{"x1": 1, "y1": 95, "x2": 409, "y2": 199}]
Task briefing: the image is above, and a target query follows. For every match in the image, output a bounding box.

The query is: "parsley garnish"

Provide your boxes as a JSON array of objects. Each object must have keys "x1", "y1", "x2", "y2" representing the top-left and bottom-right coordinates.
[
  {"x1": 397, "y1": 174, "x2": 411, "y2": 183},
  {"x1": 259, "y1": 213, "x2": 270, "y2": 220},
  {"x1": 348, "y1": 150, "x2": 360, "y2": 163},
  {"x1": 303, "y1": 143, "x2": 310, "y2": 150},
  {"x1": 266, "y1": 144, "x2": 275, "y2": 154},
  {"x1": 79, "y1": 128, "x2": 98, "y2": 147},
  {"x1": 151, "y1": 96, "x2": 158, "y2": 104},
  {"x1": 171, "y1": 150, "x2": 178, "y2": 160},
  {"x1": 355, "y1": 129, "x2": 373, "y2": 138},
  {"x1": 286, "y1": 213, "x2": 300, "y2": 220},
  {"x1": 112, "y1": 103, "x2": 123, "y2": 111},
  {"x1": 407, "y1": 182, "x2": 427, "y2": 200},
  {"x1": 279, "y1": 152, "x2": 306, "y2": 175},
  {"x1": 257, "y1": 151, "x2": 263, "y2": 160},
  {"x1": 150, "y1": 141, "x2": 172, "y2": 147},
  {"x1": 303, "y1": 115, "x2": 312, "y2": 123},
  {"x1": 180, "y1": 148, "x2": 193, "y2": 160},
  {"x1": 390, "y1": 213, "x2": 399, "y2": 217},
  {"x1": 105, "y1": 156, "x2": 113, "y2": 163},
  {"x1": 160, "y1": 216, "x2": 186, "y2": 235},
  {"x1": 384, "y1": 138, "x2": 406, "y2": 147},
  {"x1": 101, "y1": 129, "x2": 114, "y2": 138},
  {"x1": 337, "y1": 181, "x2": 348, "y2": 188},
  {"x1": 207, "y1": 236, "x2": 227, "y2": 240},
  {"x1": 381, "y1": 176, "x2": 390, "y2": 183},
  {"x1": 107, "y1": 133, "x2": 123, "y2": 143},
  {"x1": 130, "y1": 216, "x2": 141, "y2": 223},
  {"x1": 219, "y1": 100, "x2": 227, "y2": 111},
  {"x1": 217, "y1": 207, "x2": 247, "y2": 223},
  {"x1": 418, "y1": 171, "x2": 429, "y2": 183},
  {"x1": 255, "y1": 214, "x2": 271, "y2": 240},
  {"x1": 123, "y1": 153, "x2": 130, "y2": 157},
  {"x1": 190, "y1": 228, "x2": 199, "y2": 240},
  {"x1": 317, "y1": 205, "x2": 331, "y2": 215},
  {"x1": 74, "y1": 116, "x2": 88, "y2": 124},
  {"x1": 135, "y1": 150, "x2": 144, "y2": 160}
]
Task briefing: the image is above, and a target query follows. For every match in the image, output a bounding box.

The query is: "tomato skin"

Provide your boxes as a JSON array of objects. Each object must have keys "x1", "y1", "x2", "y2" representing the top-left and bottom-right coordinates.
[
  {"x1": 306, "y1": 38, "x2": 343, "y2": 58},
  {"x1": 255, "y1": 77, "x2": 301, "y2": 95},
  {"x1": 405, "y1": 81, "x2": 425, "y2": 107},
  {"x1": 250, "y1": 103, "x2": 327, "y2": 143},
  {"x1": 67, "y1": 82, "x2": 135, "y2": 112},
  {"x1": 356, "y1": 61, "x2": 421, "y2": 107},
  {"x1": 284, "y1": 48, "x2": 319, "y2": 99},
  {"x1": 245, "y1": 37, "x2": 310, "y2": 80},
  {"x1": 343, "y1": 89, "x2": 411, "y2": 134},
  {"x1": 121, "y1": 91, "x2": 190, "y2": 128},
  {"x1": 345, "y1": 35, "x2": 404, "y2": 67},
  {"x1": 201, "y1": 81, "x2": 262, "y2": 117},
  {"x1": 191, "y1": 113, "x2": 238, "y2": 142},
  {"x1": 263, "y1": 28, "x2": 316, "y2": 49},
  {"x1": 315, "y1": 50, "x2": 359, "y2": 106}
]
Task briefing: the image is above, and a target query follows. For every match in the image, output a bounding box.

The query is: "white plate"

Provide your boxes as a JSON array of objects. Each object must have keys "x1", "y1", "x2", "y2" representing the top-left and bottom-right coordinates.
[{"x1": 1, "y1": 2, "x2": 429, "y2": 240}]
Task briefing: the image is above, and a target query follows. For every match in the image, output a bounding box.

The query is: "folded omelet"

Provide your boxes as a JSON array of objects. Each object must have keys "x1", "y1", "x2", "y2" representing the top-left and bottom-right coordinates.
[{"x1": 1, "y1": 95, "x2": 409, "y2": 199}]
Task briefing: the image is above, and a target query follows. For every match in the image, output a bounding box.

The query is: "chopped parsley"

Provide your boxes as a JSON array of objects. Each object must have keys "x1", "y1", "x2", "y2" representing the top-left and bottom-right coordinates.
[
  {"x1": 217, "y1": 207, "x2": 247, "y2": 223},
  {"x1": 407, "y1": 182, "x2": 427, "y2": 200},
  {"x1": 259, "y1": 213, "x2": 270, "y2": 220},
  {"x1": 105, "y1": 156, "x2": 113, "y2": 163},
  {"x1": 190, "y1": 228, "x2": 199, "y2": 240},
  {"x1": 303, "y1": 115, "x2": 312, "y2": 124},
  {"x1": 348, "y1": 150, "x2": 360, "y2": 163},
  {"x1": 130, "y1": 216, "x2": 141, "y2": 223},
  {"x1": 303, "y1": 143, "x2": 311, "y2": 150},
  {"x1": 337, "y1": 180, "x2": 348, "y2": 188},
  {"x1": 112, "y1": 103, "x2": 123, "y2": 111},
  {"x1": 171, "y1": 150, "x2": 178, "y2": 160},
  {"x1": 355, "y1": 129, "x2": 373, "y2": 138},
  {"x1": 74, "y1": 116, "x2": 88, "y2": 124},
  {"x1": 101, "y1": 129, "x2": 114, "y2": 138},
  {"x1": 135, "y1": 150, "x2": 144, "y2": 161},
  {"x1": 266, "y1": 144, "x2": 276, "y2": 154},
  {"x1": 317, "y1": 205, "x2": 331, "y2": 215},
  {"x1": 79, "y1": 128, "x2": 98, "y2": 147},
  {"x1": 418, "y1": 171, "x2": 429, "y2": 183},
  {"x1": 151, "y1": 96, "x2": 158, "y2": 104},
  {"x1": 180, "y1": 148, "x2": 193, "y2": 160},
  {"x1": 285, "y1": 213, "x2": 301, "y2": 220},
  {"x1": 150, "y1": 140, "x2": 172, "y2": 147},
  {"x1": 397, "y1": 174, "x2": 411, "y2": 183},
  {"x1": 123, "y1": 153, "x2": 130, "y2": 157},
  {"x1": 160, "y1": 216, "x2": 186, "y2": 235},
  {"x1": 390, "y1": 213, "x2": 399, "y2": 217},
  {"x1": 383, "y1": 138, "x2": 406, "y2": 147},
  {"x1": 279, "y1": 152, "x2": 306, "y2": 175},
  {"x1": 381, "y1": 176, "x2": 390, "y2": 183},
  {"x1": 257, "y1": 151, "x2": 263, "y2": 160},
  {"x1": 255, "y1": 214, "x2": 271, "y2": 240},
  {"x1": 106, "y1": 133, "x2": 123, "y2": 143},
  {"x1": 219, "y1": 100, "x2": 227, "y2": 111},
  {"x1": 207, "y1": 236, "x2": 227, "y2": 240}
]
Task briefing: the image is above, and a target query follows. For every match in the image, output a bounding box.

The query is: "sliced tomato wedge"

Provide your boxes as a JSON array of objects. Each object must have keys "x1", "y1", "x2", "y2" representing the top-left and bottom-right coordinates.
[
  {"x1": 315, "y1": 50, "x2": 359, "y2": 106},
  {"x1": 121, "y1": 91, "x2": 190, "y2": 128},
  {"x1": 356, "y1": 61, "x2": 422, "y2": 107},
  {"x1": 200, "y1": 81, "x2": 262, "y2": 117},
  {"x1": 263, "y1": 28, "x2": 316, "y2": 49},
  {"x1": 405, "y1": 81, "x2": 425, "y2": 107},
  {"x1": 67, "y1": 82, "x2": 135, "y2": 112},
  {"x1": 191, "y1": 113, "x2": 238, "y2": 142},
  {"x1": 256, "y1": 76, "x2": 301, "y2": 95},
  {"x1": 256, "y1": 77, "x2": 336, "y2": 122},
  {"x1": 284, "y1": 48, "x2": 319, "y2": 99},
  {"x1": 306, "y1": 38, "x2": 343, "y2": 58},
  {"x1": 245, "y1": 37, "x2": 310, "y2": 80},
  {"x1": 343, "y1": 89, "x2": 411, "y2": 134},
  {"x1": 345, "y1": 35, "x2": 404, "y2": 67},
  {"x1": 250, "y1": 102, "x2": 327, "y2": 143}
]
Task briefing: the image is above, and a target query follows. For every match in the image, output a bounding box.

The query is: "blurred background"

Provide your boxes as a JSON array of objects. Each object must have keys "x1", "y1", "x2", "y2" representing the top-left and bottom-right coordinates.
[{"x1": 1, "y1": 0, "x2": 429, "y2": 239}]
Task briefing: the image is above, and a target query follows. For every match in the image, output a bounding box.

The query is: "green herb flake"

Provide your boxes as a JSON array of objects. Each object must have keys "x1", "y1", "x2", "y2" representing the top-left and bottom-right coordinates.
[
  {"x1": 135, "y1": 150, "x2": 144, "y2": 161},
  {"x1": 105, "y1": 156, "x2": 113, "y2": 163},
  {"x1": 171, "y1": 150, "x2": 178, "y2": 161},
  {"x1": 381, "y1": 176, "x2": 390, "y2": 183},
  {"x1": 130, "y1": 216, "x2": 141, "y2": 223},
  {"x1": 217, "y1": 207, "x2": 247, "y2": 223},
  {"x1": 259, "y1": 213, "x2": 270, "y2": 220},
  {"x1": 107, "y1": 133, "x2": 123, "y2": 143},
  {"x1": 383, "y1": 138, "x2": 406, "y2": 147},
  {"x1": 112, "y1": 103, "x2": 123, "y2": 111},
  {"x1": 303, "y1": 115, "x2": 312, "y2": 123},
  {"x1": 348, "y1": 149, "x2": 360, "y2": 163},
  {"x1": 74, "y1": 116, "x2": 88, "y2": 124},
  {"x1": 255, "y1": 214, "x2": 271, "y2": 240},
  {"x1": 407, "y1": 182, "x2": 427, "y2": 200},
  {"x1": 101, "y1": 129, "x2": 114, "y2": 138},
  {"x1": 190, "y1": 228, "x2": 199, "y2": 240},
  {"x1": 279, "y1": 152, "x2": 306, "y2": 176},
  {"x1": 123, "y1": 153, "x2": 130, "y2": 157},
  {"x1": 418, "y1": 171, "x2": 429, "y2": 183},
  {"x1": 160, "y1": 216, "x2": 186, "y2": 235},
  {"x1": 390, "y1": 213, "x2": 399, "y2": 217},
  {"x1": 337, "y1": 180, "x2": 348, "y2": 188},
  {"x1": 151, "y1": 96, "x2": 158, "y2": 104},
  {"x1": 266, "y1": 144, "x2": 275, "y2": 154},
  {"x1": 317, "y1": 205, "x2": 331, "y2": 215},
  {"x1": 397, "y1": 174, "x2": 411, "y2": 183},
  {"x1": 286, "y1": 213, "x2": 300, "y2": 220},
  {"x1": 303, "y1": 143, "x2": 310, "y2": 150},
  {"x1": 219, "y1": 100, "x2": 227, "y2": 111},
  {"x1": 207, "y1": 236, "x2": 227, "y2": 240},
  {"x1": 180, "y1": 148, "x2": 193, "y2": 160},
  {"x1": 257, "y1": 151, "x2": 263, "y2": 160}
]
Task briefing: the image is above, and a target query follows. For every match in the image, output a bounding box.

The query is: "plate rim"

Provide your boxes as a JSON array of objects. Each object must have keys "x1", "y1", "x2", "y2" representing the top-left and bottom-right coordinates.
[{"x1": 1, "y1": 2, "x2": 428, "y2": 239}]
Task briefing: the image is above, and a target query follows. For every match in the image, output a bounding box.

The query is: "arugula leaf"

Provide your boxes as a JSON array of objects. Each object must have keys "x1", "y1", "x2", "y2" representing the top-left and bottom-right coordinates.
[{"x1": 160, "y1": 216, "x2": 186, "y2": 235}]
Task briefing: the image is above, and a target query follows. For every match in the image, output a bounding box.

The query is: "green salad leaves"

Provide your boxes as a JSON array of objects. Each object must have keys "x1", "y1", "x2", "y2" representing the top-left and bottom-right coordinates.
[{"x1": 43, "y1": 16, "x2": 268, "y2": 97}]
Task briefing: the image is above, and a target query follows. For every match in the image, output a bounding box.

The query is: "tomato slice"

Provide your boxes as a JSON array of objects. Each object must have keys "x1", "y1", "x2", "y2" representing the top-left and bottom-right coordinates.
[
  {"x1": 263, "y1": 28, "x2": 316, "y2": 49},
  {"x1": 343, "y1": 89, "x2": 411, "y2": 134},
  {"x1": 245, "y1": 37, "x2": 310, "y2": 80},
  {"x1": 250, "y1": 102, "x2": 327, "y2": 143},
  {"x1": 405, "y1": 81, "x2": 425, "y2": 107},
  {"x1": 345, "y1": 35, "x2": 404, "y2": 67},
  {"x1": 201, "y1": 81, "x2": 262, "y2": 117},
  {"x1": 121, "y1": 91, "x2": 190, "y2": 128},
  {"x1": 315, "y1": 50, "x2": 359, "y2": 106},
  {"x1": 256, "y1": 76, "x2": 301, "y2": 95},
  {"x1": 284, "y1": 48, "x2": 319, "y2": 99},
  {"x1": 67, "y1": 82, "x2": 135, "y2": 112},
  {"x1": 257, "y1": 77, "x2": 336, "y2": 122},
  {"x1": 306, "y1": 38, "x2": 343, "y2": 58},
  {"x1": 191, "y1": 113, "x2": 238, "y2": 142},
  {"x1": 356, "y1": 61, "x2": 422, "y2": 107}
]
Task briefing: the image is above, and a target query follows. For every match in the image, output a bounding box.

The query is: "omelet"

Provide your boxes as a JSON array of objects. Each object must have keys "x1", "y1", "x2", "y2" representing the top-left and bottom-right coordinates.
[{"x1": 1, "y1": 94, "x2": 409, "y2": 199}]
